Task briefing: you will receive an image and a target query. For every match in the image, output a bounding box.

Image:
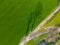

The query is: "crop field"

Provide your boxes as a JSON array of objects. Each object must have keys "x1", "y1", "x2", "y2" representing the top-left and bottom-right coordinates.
[
  {"x1": 0, "y1": 0, "x2": 58, "y2": 45},
  {"x1": 26, "y1": 11, "x2": 60, "y2": 45}
]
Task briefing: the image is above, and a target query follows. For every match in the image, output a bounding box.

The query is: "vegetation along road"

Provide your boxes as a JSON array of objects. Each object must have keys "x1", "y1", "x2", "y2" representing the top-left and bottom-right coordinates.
[{"x1": 19, "y1": 5, "x2": 60, "y2": 45}]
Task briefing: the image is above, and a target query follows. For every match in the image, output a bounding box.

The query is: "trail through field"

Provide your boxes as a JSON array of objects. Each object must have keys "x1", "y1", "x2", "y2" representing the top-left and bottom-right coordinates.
[{"x1": 19, "y1": 5, "x2": 60, "y2": 45}]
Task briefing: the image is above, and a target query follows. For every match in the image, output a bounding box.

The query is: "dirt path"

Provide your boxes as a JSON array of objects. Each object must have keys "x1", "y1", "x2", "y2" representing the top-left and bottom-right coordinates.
[{"x1": 19, "y1": 5, "x2": 60, "y2": 45}]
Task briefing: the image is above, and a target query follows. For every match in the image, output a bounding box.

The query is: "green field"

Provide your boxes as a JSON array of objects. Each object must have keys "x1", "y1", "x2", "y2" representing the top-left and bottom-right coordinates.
[
  {"x1": 26, "y1": 11, "x2": 60, "y2": 45},
  {"x1": 0, "y1": 0, "x2": 58, "y2": 45},
  {"x1": 45, "y1": 11, "x2": 60, "y2": 27}
]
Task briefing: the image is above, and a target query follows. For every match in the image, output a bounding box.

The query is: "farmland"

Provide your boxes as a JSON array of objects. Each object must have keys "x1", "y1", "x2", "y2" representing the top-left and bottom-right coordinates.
[
  {"x1": 0, "y1": 0, "x2": 58, "y2": 45},
  {"x1": 26, "y1": 11, "x2": 60, "y2": 45}
]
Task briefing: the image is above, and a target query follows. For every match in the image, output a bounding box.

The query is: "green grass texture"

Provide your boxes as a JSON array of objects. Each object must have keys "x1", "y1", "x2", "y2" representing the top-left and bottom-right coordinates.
[
  {"x1": 0, "y1": 0, "x2": 58, "y2": 45},
  {"x1": 45, "y1": 11, "x2": 60, "y2": 27}
]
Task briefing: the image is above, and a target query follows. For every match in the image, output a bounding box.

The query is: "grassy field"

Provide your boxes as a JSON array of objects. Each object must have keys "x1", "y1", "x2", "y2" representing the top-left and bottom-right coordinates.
[
  {"x1": 0, "y1": 0, "x2": 58, "y2": 45},
  {"x1": 44, "y1": 11, "x2": 60, "y2": 27},
  {"x1": 26, "y1": 11, "x2": 60, "y2": 45}
]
